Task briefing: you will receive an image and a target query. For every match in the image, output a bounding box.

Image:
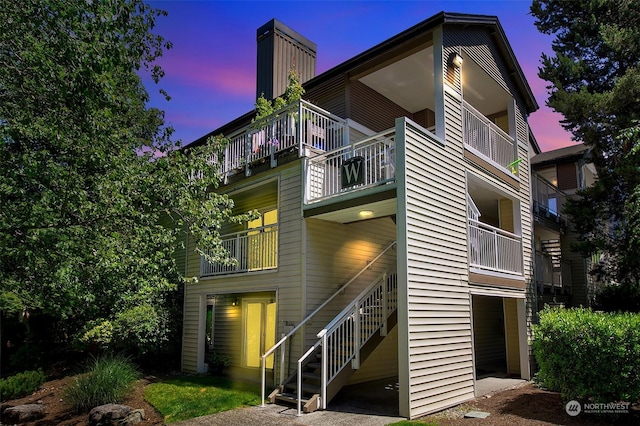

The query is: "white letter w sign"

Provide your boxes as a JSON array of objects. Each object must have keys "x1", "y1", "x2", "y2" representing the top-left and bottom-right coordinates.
[{"x1": 341, "y1": 156, "x2": 365, "y2": 188}]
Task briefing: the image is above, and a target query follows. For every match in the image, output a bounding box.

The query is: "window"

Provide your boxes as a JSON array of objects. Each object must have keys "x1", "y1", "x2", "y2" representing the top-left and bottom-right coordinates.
[{"x1": 247, "y1": 209, "x2": 278, "y2": 271}]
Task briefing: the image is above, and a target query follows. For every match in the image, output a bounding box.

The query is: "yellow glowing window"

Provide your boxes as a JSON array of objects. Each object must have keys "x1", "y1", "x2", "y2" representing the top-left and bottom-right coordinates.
[{"x1": 247, "y1": 209, "x2": 278, "y2": 271}]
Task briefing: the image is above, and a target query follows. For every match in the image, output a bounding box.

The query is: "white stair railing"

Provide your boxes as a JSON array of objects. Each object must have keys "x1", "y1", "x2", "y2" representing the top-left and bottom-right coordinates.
[
  {"x1": 296, "y1": 271, "x2": 398, "y2": 415},
  {"x1": 259, "y1": 241, "x2": 396, "y2": 408}
]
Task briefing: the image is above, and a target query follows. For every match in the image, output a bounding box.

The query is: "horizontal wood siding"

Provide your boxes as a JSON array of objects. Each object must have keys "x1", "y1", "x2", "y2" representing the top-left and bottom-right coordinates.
[
  {"x1": 303, "y1": 216, "x2": 397, "y2": 347},
  {"x1": 349, "y1": 80, "x2": 412, "y2": 132},
  {"x1": 182, "y1": 162, "x2": 303, "y2": 377},
  {"x1": 397, "y1": 117, "x2": 475, "y2": 418},
  {"x1": 304, "y1": 74, "x2": 347, "y2": 118},
  {"x1": 444, "y1": 25, "x2": 534, "y2": 364}
]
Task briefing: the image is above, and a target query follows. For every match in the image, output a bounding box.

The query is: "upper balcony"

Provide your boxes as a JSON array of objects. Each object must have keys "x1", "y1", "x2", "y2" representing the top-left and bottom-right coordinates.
[
  {"x1": 219, "y1": 100, "x2": 349, "y2": 181},
  {"x1": 462, "y1": 100, "x2": 517, "y2": 175},
  {"x1": 532, "y1": 172, "x2": 567, "y2": 226}
]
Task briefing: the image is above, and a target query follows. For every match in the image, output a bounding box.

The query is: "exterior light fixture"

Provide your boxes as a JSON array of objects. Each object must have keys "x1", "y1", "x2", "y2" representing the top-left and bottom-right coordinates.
[
  {"x1": 232, "y1": 298, "x2": 239, "y2": 306},
  {"x1": 359, "y1": 210, "x2": 374, "y2": 218},
  {"x1": 451, "y1": 53, "x2": 463, "y2": 68}
]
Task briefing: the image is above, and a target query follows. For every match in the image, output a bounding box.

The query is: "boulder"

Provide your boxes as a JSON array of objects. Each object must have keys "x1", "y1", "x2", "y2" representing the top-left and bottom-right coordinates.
[
  {"x1": 2, "y1": 404, "x2": 47, "y2": 423},
  {"x1": 87, "y1": 404, "x2": 145, "y2": 426},
  {"x1": 121, "y1": 409, "x2": 145, "y2": 425}
]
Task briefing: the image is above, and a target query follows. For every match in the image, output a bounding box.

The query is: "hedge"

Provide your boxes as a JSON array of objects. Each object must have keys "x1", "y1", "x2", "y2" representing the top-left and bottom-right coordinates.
[{"x1": 532, "y1": 307, "x2": 640, "y2": 402}]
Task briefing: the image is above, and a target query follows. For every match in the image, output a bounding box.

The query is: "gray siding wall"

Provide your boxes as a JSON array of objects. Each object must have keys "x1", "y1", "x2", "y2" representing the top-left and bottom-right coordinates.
[
  {"x1": 182, "y1": 161, "x2": 304, "y2": 374},
  {"x1": 396, "y1": 117, "x2": 474, "y2": 418}
]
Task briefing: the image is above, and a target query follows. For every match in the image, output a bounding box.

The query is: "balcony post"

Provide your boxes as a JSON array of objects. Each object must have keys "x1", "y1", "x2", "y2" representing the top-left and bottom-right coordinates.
[
  {"x1": 494, "y1": 230, "x2": 499, "y2": 271},
  {"x1": 244, "y1": 129, "x2": 251, "y2": 177},
  {"x1": 270, "y1": 116, "x2": 276, "y2": 168}
]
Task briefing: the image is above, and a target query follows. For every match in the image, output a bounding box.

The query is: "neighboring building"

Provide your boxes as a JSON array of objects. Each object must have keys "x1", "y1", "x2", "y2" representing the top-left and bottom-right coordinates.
[
  {"x1": 180, "y1": 12, "x2": 540, "y2": 419},
  {"x1": 531, "y1": 144, "x2": 597, "y2": 308}
]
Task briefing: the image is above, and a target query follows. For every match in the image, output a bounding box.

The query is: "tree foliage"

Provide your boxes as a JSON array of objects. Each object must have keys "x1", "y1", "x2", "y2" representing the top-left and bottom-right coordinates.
[
  {"x1": 0, "y1": 1, "x2": 248, "y2": 358},
  {"x1": 254, "y1": 69, "x2": 305, "y2": 121},
  {"x1": 531, "y1": 0, "x2": 640, "y2": 287}
]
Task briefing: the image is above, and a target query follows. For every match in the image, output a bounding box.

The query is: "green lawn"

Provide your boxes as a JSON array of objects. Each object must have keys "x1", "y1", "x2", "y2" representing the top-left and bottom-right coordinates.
[{"x1": 144, "y1": 375, "x2": 261, "y2": 423}]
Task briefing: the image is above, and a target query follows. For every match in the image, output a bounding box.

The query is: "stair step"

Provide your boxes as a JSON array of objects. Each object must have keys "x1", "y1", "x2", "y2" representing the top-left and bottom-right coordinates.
[
  {"x1": 307, "y1": 362, "x2": 321, "y2": 370},
  {"x1": 302, "y1": 371, "x2": 320, "y2": 380},
  {"x1": 284, "y1": 382, "x2": 320, "y2": 394},
  {"x1": 275, "y1": 392, "x2": 309, "y2": 405}
]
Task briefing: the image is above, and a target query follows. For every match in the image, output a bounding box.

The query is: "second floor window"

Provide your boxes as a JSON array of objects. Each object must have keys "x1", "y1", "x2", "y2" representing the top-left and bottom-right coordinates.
[{"x1": 247, "y1": 209, "x2": 278, "y2": 271}]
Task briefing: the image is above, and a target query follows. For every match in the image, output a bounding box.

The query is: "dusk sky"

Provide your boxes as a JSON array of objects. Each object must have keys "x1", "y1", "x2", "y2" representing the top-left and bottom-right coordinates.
[{"x1": 146, "y1": 0, "x2": 576, "y2": 152}]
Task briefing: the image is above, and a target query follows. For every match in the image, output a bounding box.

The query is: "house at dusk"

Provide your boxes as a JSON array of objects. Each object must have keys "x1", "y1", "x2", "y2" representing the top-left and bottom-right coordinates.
[{"x1": 178, "y1": 12, "x2": 541, "y2": 419}]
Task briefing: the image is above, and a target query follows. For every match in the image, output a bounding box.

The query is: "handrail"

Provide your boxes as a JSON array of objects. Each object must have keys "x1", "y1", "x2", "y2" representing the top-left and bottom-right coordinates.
[
  {"x1": 259, "y1": 240, "x2": 397, "y2": 407},
  {"x1": 468, "y1": 218, "x2": 521, "y2": 240},
  {"x1": 317, "y1": 272, "x2": 386, "y2": 338},
  {"x1": 296, "y1": 270, "x2": 398, "y2": 414}
]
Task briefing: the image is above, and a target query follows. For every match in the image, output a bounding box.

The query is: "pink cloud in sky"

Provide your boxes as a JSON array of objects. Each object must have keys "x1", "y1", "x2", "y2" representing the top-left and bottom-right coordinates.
[
  {"x1": 159, "y1": 53, "x2": 255, "y2": 98},
  {"x1": 529, "y1": 108, "x2": 577, "y2": 152}
]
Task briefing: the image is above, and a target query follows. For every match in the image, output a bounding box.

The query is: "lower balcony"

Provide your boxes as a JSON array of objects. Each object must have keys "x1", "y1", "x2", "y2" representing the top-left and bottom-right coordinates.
[
  {"x1": 201, "y1": 225, "x2": 278, "y2": 276},
  {"x1": 469, "y1": 219, "x2": 523, "y2": 275}
]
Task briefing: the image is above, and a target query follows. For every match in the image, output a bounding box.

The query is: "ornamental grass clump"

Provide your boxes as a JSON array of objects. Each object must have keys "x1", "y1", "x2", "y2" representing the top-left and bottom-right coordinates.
[{"x1": 65, "y1": 353, "x2": 140, "y2": 412}]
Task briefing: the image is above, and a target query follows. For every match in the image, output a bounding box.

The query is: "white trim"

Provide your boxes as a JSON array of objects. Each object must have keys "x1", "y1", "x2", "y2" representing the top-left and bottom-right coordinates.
[
  {"x1": 517, "y1": 299, "x2": 530, "y2": 380},
  {"x1": 468, "y1": 285, "x2": 526, "y2": 299},
  {"x1": 470, "y1": 268, "x2": 524, "y2": 280},
  {"x1": 394, "y1": 117, "x2": 410, "y2": 419},
  {"x1": 346, "y1": 118, "x2": 376, "y2": 137},
  {"x1": 433, "y1": 26, "x2": 445, "y2": 141}
]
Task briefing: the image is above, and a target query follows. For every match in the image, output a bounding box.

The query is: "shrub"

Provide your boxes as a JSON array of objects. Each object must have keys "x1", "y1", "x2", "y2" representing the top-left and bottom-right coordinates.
[
  {"x1": 0, "y1": 369, "x2": 46, "y2": 401},
  {"x1": 65, "y1": 353, "x2": 140, "y2": 412},
  {"x1": 533, "y1": 307, "x2": 640, "y2": 402},
  {"x1": 113, "y1": 304, "x2": 169, "y2": 356}
]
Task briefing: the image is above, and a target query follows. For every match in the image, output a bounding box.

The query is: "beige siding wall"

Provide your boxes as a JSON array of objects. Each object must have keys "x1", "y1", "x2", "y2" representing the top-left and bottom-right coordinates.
[
  {"x1": 444, "y1": 25, "x2": 534, "y2": 364},
  {"x1": 396, "y1": 117, "x2": 474, "y2": 418},
  {"x1": 348, "y1": 325, "x2": 399, "y2": 384},
  {"x1": 303, "y1": 217, "x2": 397, "y2": 346},
  {"x1": 182, "y1": 162, "x2": 304, "y2": 376}
]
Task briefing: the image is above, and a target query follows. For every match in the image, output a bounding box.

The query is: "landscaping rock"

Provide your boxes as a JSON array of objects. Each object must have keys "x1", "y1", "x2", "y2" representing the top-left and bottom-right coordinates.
[
  {"x1": 88, "y1": 403, "x2": 134, "y2": 426},
  {"x1": 121, "y1": 408, "x2": 145, "y2": 425},
  {"x1": 2, "y1": 404, "x2": 47, "y2": 423}
]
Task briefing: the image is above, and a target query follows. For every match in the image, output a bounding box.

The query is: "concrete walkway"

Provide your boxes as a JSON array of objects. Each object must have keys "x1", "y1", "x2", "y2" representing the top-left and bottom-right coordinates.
[
  {"x1": 172, "y1": 403, "x2": 404, "y2": 426},
  {"x1": 173, "y1": 376, "x2": 528, "y2": 426},
  {"x1": 173, "y1": 378, "x2": 403, "y2": 426}
]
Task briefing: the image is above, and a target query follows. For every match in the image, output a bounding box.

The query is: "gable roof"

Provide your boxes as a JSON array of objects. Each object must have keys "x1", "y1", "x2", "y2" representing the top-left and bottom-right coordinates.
[
  {"x1": 187, "y1": 11, "x2": 538, "y2": 148},
  {"x1": 531, "y1": 143, "x2": 590, "y2": 167}
]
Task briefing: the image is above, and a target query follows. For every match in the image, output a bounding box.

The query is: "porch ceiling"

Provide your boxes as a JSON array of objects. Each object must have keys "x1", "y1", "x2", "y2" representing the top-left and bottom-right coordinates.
[
  {"x1": 359, "y1": 47, "x2": 435, "y2": 113},
  {"x1": 310, "y1": 198, "x2": 397, "y2": 224}
]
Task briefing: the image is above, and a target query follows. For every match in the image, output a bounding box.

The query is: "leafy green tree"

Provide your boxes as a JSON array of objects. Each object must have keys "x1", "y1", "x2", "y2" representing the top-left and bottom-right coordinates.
[
  {"x1": 531, "y1": 0, "x2": 640, "y2": 290},
  {"x1": 0, "y1": 1, "x2": 248, "y2": 360},
  {"x1": 254, "y1": 69, "x2": 305, "y2": 121}
]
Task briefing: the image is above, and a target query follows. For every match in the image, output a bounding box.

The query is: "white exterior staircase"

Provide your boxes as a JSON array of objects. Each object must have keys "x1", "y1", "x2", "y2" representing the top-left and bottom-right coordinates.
[{"x1": 267, "y1": 271, "x2": 398, "y2": 414}]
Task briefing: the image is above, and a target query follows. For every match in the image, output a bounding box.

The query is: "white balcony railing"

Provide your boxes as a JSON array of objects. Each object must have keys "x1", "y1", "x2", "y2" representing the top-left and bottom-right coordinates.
[
  {"x1": 469, "y1": 219, "x2": 523, "y2": 275},
  {"x1": 462, "y1": 101, "x2": 516, "y2": 171},
  {"x1": 532, "y1": 173, "x2": 566, "y2": 220},
  {"x1": 221, "y1": 100, "x2": 348, "y2": 179},
  {"x1": 304, "y1": 129, "x2": 395, "y2": 203},
  {"x1": 200, "y1": 225, "x2": 278, "y2": 276}
]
